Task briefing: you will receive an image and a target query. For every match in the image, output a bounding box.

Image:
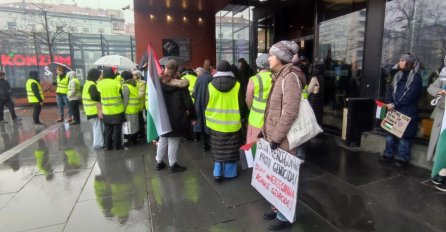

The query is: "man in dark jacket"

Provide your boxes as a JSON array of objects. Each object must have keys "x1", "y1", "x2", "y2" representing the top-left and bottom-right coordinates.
[
  {"x1": 381, "y1": 53, "x2": 422, "y2": 167},
  {"x1": 0, "y1": 71, "x2": 20, "y2": 123},
  {"x1": 192, "y1": 67, "x2": 213, "y2": 151}
]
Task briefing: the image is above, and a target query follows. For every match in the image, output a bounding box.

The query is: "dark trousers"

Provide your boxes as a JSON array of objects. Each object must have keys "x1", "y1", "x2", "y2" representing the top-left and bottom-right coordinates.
[
  {"x1": 32, "y1": 103, "x2": 41, "y2": 124},
  {"x1": 137, "y1": 111, "x2": 145, "y2": 138},
  {"x1": 0, "y1": 98, "x2": 17, "y2": 121},
  {"x1": 201, "y1": 133, "x2": 211, "y2": 149},
  {"x1": 104, "y1": 123, "x2": 122, "y2": 149},
  {"x1": 68, "y1": 100, "x2": 81, "y2": 123}
]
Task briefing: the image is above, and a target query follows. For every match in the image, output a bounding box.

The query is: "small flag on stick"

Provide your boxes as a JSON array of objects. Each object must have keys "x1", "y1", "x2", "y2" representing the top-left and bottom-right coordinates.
[
  {"x1": 375, "y1": 100, "x2": 387, "y2": 120},
  {"x1": 239, "y1": 142, "x2": 257, "y2": 169}
]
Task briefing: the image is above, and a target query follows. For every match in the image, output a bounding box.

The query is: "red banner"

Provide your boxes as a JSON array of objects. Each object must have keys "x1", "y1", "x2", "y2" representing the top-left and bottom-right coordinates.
[{"x1": 1, "y1": 54, "x2": 71, "y2": 67}]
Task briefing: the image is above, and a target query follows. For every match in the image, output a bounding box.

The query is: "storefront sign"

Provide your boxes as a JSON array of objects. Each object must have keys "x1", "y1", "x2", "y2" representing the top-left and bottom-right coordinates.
[
  {"x1": 381, "y1": 110, "x2": 411, "y2": 138},
  {"x1": 1, "y1": 54, "x2": 71, "y2": 67},
  {"x1": 162, "y1": 38, "x2": 190, "y2": 61},
  {"x1": 251, "y1": 139, "x2": 303, "y2": 222}
]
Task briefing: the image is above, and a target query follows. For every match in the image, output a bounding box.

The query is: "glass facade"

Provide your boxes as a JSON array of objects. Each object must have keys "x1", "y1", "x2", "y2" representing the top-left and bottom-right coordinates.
[
  {"x1": 215, "y1": 6, "x2": 253, "y2": 65},
  {"x1": 317, "y1": 1, "x2": 367, "y2": 132},
  {"x1": 0, "y1": 31, "x2": 135, "y2": 93},
  {"x1": 381, "y1": 0, "x2": 446, "y2": 139}
]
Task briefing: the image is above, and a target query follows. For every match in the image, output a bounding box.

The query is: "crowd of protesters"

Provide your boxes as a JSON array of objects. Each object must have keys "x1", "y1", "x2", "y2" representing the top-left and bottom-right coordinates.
[{"x1": 13, "y1": 39, "x2": 446, "y2": 230}]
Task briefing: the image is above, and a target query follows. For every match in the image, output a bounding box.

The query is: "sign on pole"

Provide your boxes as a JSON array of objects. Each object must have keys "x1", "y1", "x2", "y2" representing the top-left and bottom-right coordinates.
[
  {"x1": 251, "y1": 139, "x2": 303, "y2": 222},
  {"x1": 380, "y1": 110, "x2": 411, "y2": 138}
]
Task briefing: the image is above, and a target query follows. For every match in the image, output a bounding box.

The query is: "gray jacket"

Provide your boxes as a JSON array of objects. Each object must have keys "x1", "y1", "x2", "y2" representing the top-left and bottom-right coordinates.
[{"x1": 426, "y1": 72, "x2": 446, "y2": 161}]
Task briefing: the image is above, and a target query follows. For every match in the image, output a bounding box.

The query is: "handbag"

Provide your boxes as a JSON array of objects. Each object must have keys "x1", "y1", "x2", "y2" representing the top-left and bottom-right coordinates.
[
  {"x1": 282, "y1": 73, "x2": 323, "y2": 149},
  {"x1": 431, "y1": 95, "x2": 445, "y2": 110}
]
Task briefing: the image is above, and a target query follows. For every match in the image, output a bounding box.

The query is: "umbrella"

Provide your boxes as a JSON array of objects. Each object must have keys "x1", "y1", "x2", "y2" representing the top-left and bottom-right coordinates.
[
  {"x1": 158, "y1": 56, "x2": 187, "y2": 66},
  {"x1": 49, "y1": 62, "x2": 72, "y2": 71},
  {"x1": 94, "y1": 55, "x2": 136, "y2": 70}
]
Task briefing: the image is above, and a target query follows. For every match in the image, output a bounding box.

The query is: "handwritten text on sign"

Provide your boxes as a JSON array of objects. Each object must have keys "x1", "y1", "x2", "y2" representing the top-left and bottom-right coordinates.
[
  {"x1": 380, "y1": 110, "x2": 411, "y2": 138},
  {"x1": 251, "y1": 139, "x2": 303, "y2": 222}
]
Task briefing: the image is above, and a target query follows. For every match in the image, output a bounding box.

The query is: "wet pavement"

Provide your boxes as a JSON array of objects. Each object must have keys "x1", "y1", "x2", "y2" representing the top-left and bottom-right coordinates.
[{"x1": 0, "y1": 106, "x2": 445, "y2": 232}]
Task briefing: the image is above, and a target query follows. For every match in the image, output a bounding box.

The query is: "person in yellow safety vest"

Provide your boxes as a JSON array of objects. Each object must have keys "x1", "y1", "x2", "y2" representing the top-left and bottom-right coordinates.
[
  {"x1": 132, "y1": 70, "x2": 146, "y2": 139},
  {"x1": 245, "y1": 54, "x2": 272, "y2": 144},
  {"x1": 97, "y1": 67, "x2": 125, "y2": 150},
  {"x1": 121, "y1": 71, "x2": 140, "y2": 147},
  {"x1": 205, "y1": 60, "x2": 247, "y2": 183},
  {"x1": 67, "y1": 71, "x2": 82, "y2": 125},
  {"x1": 26, "y1": 71, "x2": 45, "y2": 127},
  {"x1": 112, "y1": 66, "x2": 123, "y2": 84},
  {"x1": 53, "y1": 65, "x2": 72, "y2": 123},
  {"x1": 181, "y1": 69, "x2": 198, "y2": 102},
  {"x1": 82, "y1": 68, "x2": 104, "y2": 149}
]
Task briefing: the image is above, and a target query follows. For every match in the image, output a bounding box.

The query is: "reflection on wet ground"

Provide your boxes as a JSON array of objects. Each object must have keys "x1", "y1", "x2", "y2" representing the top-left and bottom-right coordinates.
[{"x1": 0, "y1": 107, "x2": 445, "y2": 232}]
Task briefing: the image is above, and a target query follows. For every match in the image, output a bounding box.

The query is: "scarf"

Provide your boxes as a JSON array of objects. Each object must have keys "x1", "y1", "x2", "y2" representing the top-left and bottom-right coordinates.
[{"x1": 392, "y1": 59, "x2": 420, "y2": 102}]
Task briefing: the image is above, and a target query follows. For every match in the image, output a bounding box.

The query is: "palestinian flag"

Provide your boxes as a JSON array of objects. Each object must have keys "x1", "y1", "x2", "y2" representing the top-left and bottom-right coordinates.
[
  {"x1": 239, "y1": 142, "x2": 257, "y2": 170},
  {"x1": 146, "y1": 44, "x2": 171, "y2": 142},
  {"x1": 375, "y1": 100, "x2": 387, "y2": 120},
  {"x1": 431, "y1": 100, "x2": 446, "y2": 178}
]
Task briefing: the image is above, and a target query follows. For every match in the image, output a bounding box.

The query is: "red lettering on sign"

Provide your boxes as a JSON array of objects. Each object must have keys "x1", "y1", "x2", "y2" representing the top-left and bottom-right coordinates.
[
  {"x1": 271, "y1": 188, "x2": 293, "y2": 209},
  {"x1": 13, "y1": 55, "x2": 26, "y2": 66},
  {"x1": 1, "y1": 55, "x2": 13, "y2": 66},
  {"x1": 25, "y1": 55, "x2": 37, "y2": 66},
  {"x1": 1, "y1": 54, "x2": 71, "y2": 67}
]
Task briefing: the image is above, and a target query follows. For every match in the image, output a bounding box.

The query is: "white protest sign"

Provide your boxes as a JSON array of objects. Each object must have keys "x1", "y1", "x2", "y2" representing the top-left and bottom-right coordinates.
[{"x1": 251, "y1": 139, "x2": 303, "y2": 222}]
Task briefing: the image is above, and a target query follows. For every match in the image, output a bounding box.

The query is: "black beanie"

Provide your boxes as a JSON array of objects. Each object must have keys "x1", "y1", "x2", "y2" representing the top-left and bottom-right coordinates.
[
  {"x1": 102, "y1": 67, "x2": 115, "y2": 79},
  {"x1": 121, "y1": 71, "x2": 133, "y2": 81},
  {"x1": 29, "y1": 71, "x2": 39, "y2": 78},
  {"x1": 87, "y1": 68, "x2": 101, "y2": 82},
  {"x1": 217, "y1": 60, "x2": 231, "y2": 72}
]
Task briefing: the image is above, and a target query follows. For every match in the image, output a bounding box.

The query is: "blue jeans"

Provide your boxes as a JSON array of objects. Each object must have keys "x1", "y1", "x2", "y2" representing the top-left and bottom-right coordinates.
[
  {"x1": 383, "y1": 135, "x2": 411, "y2": 162},
  {"x1": 56, "y1": 94, "x2": 71, "y2": 118}
]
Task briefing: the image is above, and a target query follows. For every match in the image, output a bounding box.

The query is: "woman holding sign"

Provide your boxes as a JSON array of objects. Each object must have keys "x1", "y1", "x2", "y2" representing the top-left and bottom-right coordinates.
[
  {"x1": 259, "y1": 40, "x2": 306, "y2": 230},
  {"x1": 380, "y1": 53, "x2": 422, "y2": 167}
]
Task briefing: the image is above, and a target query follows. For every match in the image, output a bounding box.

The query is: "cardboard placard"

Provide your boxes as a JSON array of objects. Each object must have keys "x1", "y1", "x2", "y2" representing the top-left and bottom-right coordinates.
[
  {"x1": 380, "y1": 110, "x2": 411, "y2": 138},
  {"x1": 251, "y1": 139, "x2": 303, "y2": 222}
]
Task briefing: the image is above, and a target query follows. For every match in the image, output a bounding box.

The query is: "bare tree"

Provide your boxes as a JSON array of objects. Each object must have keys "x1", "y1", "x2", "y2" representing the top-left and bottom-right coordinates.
[{"x1": 3, "y1": 1, "x2": 69, "y2": 63}]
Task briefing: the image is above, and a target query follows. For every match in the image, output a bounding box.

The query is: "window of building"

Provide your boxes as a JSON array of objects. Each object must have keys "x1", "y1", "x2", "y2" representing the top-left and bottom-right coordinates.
[
  {"x1": 69, "y1": 27, "x2": 77, "y2": 33},
  {"x1": 98, "y1": 28, "x2": 105, "y2": 34},
  {"x1": 215, "y1": 6, "x2": 253, "y2": 65},
  {"x1": 82, "y1": 27, "x2": 89, "y2": 33},
  {"x1": 380, "y1": 0, "x2": 446, "y2": 140},
  {"x1": 56, "y1": 26, "x2": 64, "y2": 32},
  {"x1": 317, "y1": 1, "x2": 367, "y2": 132},
  {"x1": 7, "y1": 21, "x2": 16, "y2": 30},
  {"x1": 113, "y1": 22, "x2": 122, "y2": 30}
]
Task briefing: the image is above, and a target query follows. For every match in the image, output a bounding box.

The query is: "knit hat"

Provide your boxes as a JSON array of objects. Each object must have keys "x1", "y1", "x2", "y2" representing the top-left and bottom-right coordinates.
[
  {"x1": 256, "y1": 54, "x2": 270, "y2": 69},
  {"x1": 87, "y1": 68, "x2": 101, "y2": 82},
  {"x1": 217, "y1": 60, "x2": 231, "y2": 72},
  {"x1": 269, "y1": 40, "x2": 299, "y2": 63},
  {"x1": 29, "y1": 71, "x2": 39, "y2": 78},
  {"x1": 400, "y1": 53, "x2": 416, "y2": 63},
  {"x1": 121, "y1": 71, "x2": 133, "y2": 81},
  {"x1": 102, "y1": 67, "x2": 115, "y2": 79}
]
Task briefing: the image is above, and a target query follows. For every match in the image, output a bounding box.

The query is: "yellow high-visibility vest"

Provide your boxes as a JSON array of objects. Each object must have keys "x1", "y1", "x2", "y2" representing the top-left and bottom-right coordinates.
[
  {"x1": 26, "y1": 79, "x2": 43, "y2": 103},
  {"x1": 137, "y1": 80, "x2": 146, "y2": 111},
  {"x1": 182, "y1": 74, "x2": 197, "y2": 101},
  {"x1": 82, "y1": 80, "x2": 98, "y2": 116},
  {"x1": 97, "y1": 78, "x2": 124, "y2": 115},
  {"x1": 56, "y1": 75, "x2": 69, "y2": 94},
  {"x1": 122, "y1": 83, "x2": 139, "y2": 115},
  {"x1": 205, "y1": 82, "x2": 241, "y2": 133},
  {"x1": 248, "y1": 72, "x2": 272, "y2": 128}
]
